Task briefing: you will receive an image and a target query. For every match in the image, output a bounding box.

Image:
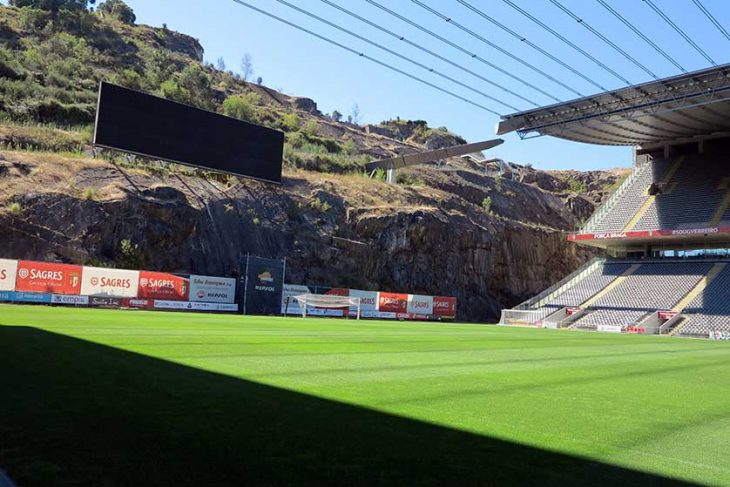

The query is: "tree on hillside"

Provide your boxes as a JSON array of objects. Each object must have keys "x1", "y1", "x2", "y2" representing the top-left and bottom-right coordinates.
[
  {"x1": 216, "y1": 57, "x2": 226, "y2": 71},
  {"x1": 96, "y1": 0, "x2": 135, "y2": 25},
  {"x1": 160, "y1": 63, "x2": 214, "y2": 111},
  {"x1": 240, "y1": 53, "x2": 253, "y2": 81},
  {"x1": 10, "y1": 0, "x2": 96, "y2": 13},
  {"x1": 330, "y1": 110, "x2": 342, "y2": 122},
  {"x1": 350, "y1": 103, "x2": 361, "y2": 125}
]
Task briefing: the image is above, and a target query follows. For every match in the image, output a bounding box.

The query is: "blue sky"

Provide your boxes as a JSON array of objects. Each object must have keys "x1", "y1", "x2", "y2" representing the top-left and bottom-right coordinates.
[{"x1": 84, "y1": 1, "x2": 730, "y2": 169}]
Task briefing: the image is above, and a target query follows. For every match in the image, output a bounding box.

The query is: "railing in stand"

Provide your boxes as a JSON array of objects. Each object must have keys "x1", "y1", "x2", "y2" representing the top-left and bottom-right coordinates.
[
  {"x1": 515, "y1": 257, "x2": 605, "y2": 310},
  {"x1": 581, "y1": 162, "x2": 649, "y2": 233}
]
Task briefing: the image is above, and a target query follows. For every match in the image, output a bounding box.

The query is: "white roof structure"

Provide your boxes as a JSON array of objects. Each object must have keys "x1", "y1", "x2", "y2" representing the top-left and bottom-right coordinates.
[{"x1": 496, "y1": 63, "x2": 730, "y2": 148}]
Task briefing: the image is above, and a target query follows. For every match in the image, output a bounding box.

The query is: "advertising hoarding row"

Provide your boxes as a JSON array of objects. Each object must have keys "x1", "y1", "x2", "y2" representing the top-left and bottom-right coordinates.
[
  {"x1": 122, "y1": 298, "x2": 237, "y2": 312},
  {"x1": 0, "y1": 259, "x2": 237, "y2": 305},
  {"x1": 281, "y1": 285, "x2": 457, "y2": 320}
]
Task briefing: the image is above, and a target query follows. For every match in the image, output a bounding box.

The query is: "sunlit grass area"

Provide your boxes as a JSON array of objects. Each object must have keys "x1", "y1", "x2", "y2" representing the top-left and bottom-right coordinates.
[{"x1": 1, "y1": 305, "x2": 728, "y2": 486}]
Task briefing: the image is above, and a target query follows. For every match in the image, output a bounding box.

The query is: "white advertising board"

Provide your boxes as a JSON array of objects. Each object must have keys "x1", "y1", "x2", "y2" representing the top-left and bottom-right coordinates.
[
  {"x1": 406, "y1": 294, "x2": 433, "y2": 315},
  {"x1": 281, "y1": 284, "x2": 311, "y2": 314},
  {"x1": 190, "y1": 302, "x2": 219, "y2": 312},
  {"x1": 81, "y1": 267, "x2": 140, "y2": 298},
  {"x1": 189, "y1": 275, "x2": 236, "y2": 303},
  {"x1": 0, "y1": 259, "x2": 18, "y2": 292},
  {"x1": 154, "y1": 300, "x2": 192, "y2": 310},
  {"x1": 597, "y1": 324, "x2": 623, "y2": 333},
  {"x1": 349, "y1": 289, "x2": 379, "y2": 312},
  {"x1": 215, "y1": 303, "x2": 239, "y2": 312}
]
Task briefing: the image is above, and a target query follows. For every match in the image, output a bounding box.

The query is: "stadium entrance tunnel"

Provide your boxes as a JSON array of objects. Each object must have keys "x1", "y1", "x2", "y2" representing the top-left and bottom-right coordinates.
[{"x1": 0, "y1": 326, "x2": 700, "y2": 486}]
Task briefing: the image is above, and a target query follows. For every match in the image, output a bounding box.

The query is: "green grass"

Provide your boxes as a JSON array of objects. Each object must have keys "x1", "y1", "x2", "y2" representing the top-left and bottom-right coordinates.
[{"x1": 1, "y1": 305, "x2": 729, "y2": 486}]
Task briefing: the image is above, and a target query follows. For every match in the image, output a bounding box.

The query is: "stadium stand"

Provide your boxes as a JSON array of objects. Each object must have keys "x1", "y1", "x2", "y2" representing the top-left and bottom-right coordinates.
[
  {"x1": 630, "y1": 155, "x2": 730, "y2": 232},
  {"x1": 576, "y1": 153, "x2": 730, "y2": 234},
  {"x1": 677, "y1": 264, "x2": 730, "y2": 337},
  {"x1": 506, "y1": 260, "x2": 720, "y2": 333},
  {"x1": 572, "y1": 261, "x2": 713, "y2": 329},
  {"x1": 582, "y1": 159, "x2": 671, "y2": 233},
  {"x1": 498, "y1": 64, "x2": 730, "y2": 338},
  {"x1": 528, "y1": 262, "x2": 631, "y2": 319}
]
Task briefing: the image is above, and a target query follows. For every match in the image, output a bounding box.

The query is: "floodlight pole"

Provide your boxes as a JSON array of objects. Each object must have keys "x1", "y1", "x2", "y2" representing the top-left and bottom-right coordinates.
[{"x1": 242, "y1": 254, "x2": 250, "y2": 315}]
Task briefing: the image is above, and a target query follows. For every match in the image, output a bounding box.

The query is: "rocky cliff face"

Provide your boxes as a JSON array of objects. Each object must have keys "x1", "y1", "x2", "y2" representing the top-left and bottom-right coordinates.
[{"x1": 0, "y1": 151, "x2": 593, "y2": 322}]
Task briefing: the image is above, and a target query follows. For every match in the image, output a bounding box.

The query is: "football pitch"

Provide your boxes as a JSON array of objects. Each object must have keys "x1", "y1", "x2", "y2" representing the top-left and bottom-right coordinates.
[{"x1": 1, "y1": 305, "x2": 729, "y2": 486}]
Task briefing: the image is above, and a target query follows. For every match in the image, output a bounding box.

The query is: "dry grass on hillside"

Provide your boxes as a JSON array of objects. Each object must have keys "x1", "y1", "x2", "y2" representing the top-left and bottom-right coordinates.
[{"x1": 0, "y1": 150, "x2": 444, "y2": 214}]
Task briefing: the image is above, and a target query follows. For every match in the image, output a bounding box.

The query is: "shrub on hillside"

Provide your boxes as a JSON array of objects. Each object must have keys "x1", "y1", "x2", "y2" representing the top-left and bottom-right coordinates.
[
  {"x1": 481, "y1": 196, "x2": 493, "y2": 213},
  {"x1": 17, "y1": 6, "x2": 50, "y2": 30},
  {"x1": 281, "y1": 112, "x2": 300, "y2": 131},
  {"x1": 222, "y1": 92, "x2": 260, "y2": 122},
  {"x1": 112, "y1": 68, "x2": 143, "y2": 90},
  {"x1": 301, "y1": 119, "x2": 319, "y2": 137},
  {"x1": 38, "y1": 31, "x2": 90, "y2": 61},
  {"x1": 35, "y1": 98, "x2": 94, "y2": 125}
]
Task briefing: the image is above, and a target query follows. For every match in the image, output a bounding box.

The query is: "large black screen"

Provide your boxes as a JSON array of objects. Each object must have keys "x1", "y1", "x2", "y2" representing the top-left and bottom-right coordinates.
[{"x1": 94, "y1": 82, "x2": 284, "y2": 183}]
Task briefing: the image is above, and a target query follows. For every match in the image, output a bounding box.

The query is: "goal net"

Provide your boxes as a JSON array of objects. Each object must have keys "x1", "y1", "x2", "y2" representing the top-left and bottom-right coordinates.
[
  {"x1": 291, "y1": 294, "x2": 361, "y2": 319},
  {"x1": 499, "y1": 309, "x2": 543, "y2": 326}
]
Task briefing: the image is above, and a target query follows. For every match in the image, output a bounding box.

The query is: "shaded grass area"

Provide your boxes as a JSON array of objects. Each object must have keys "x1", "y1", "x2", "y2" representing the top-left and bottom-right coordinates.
[{"x1": 1, "y1": 305, "x2": 729, "y2": 485}]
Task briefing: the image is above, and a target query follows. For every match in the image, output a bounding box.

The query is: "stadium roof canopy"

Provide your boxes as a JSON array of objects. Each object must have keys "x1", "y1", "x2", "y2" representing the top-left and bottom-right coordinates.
[{"x1": 496, "y1": 63, "x2": 730, "y2": 147}]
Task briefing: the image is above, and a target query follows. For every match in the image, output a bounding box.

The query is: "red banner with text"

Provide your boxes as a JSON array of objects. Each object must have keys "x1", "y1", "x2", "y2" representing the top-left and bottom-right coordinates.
[
  {"x1": 138, "y1": 271, "x2": 189, "y2": 300},
  {"x1": 15, "y1": 260, "x2": 82, "y2": 295},
  {"x1": 432, "y1": 296, "x2": 457, "y2": 318},
  {"x1": 379, "y1": 292, "x2": 408, "y2": 313}
]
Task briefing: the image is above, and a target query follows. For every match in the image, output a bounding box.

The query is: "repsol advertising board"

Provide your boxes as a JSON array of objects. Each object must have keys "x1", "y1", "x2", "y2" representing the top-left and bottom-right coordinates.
[
  {"x1": 243, "y1": 256, "x2": 284, "y2": 315},
  {"x1": 16, "y1": 261, "x2": 82, "y2": 295},
  {"x1": 138, "y1": 271, "x2": 189, "y2": 301},
  {"x1": 378, "y1": 292, "x2": 408, "y2": 313},
  {"x1": 81, "y1": 267, "x2": 140, "y2": 298},
  {"x1": 407, "y1": 294, "x2": 434, "y2": 315},
  {"x1": 189, "y1": 275, "x2": 236, "y2": 303},
  {"x1": 0, "y1": 259, "x2": 17, "y2": 292}
]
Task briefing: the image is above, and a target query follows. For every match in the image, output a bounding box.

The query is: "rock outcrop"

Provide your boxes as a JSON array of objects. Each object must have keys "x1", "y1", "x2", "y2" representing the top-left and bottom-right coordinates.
[{"x1": 0, "y1": 151, "x2": 593, "y2": 322}]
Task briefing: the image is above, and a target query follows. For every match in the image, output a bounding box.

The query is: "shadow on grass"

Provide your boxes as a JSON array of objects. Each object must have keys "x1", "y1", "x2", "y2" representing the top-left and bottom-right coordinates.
[{"x1": 0, "y1": 326, "x2": 698, "y2": 486}]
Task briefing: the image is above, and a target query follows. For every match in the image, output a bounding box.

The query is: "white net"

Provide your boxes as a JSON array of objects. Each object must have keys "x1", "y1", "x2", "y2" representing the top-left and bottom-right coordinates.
[
  {"x1": 292, "y1": 294, "x2": 361, "y2": 319},
  {"x1": 499, "y1": 309, "x2": 543, "y2": 326},
  {"x1": 710, "y1": 330, "x2": 730, "y2": 340}
]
